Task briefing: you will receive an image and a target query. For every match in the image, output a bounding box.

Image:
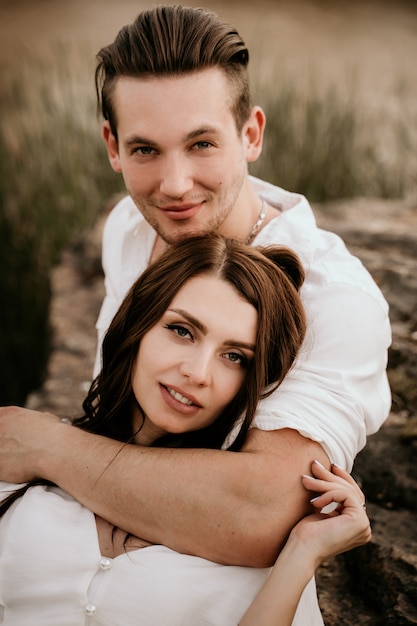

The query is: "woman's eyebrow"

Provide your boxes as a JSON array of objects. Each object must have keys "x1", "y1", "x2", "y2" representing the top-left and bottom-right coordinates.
[
  {"x1": 167, "y1": 308, "x2": 255, "y2": 352},
  {"x1": 226, "y1": 340, "x2": 256, "y2": 353},
  {"x1": 167, "y1": 308, "x2": 207, "y2": 334}
]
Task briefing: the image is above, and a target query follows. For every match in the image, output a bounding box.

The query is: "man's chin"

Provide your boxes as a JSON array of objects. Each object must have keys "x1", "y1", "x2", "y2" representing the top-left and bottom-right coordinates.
[{"x1": 161, "y1": 227, "x2": 213, "y2": 245}]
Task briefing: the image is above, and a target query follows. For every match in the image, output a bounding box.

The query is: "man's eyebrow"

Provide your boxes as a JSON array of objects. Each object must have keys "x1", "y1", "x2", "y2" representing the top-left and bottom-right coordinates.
[
  {"x1": 185, "y1": 126, "x2": 221, "y2": 141},
  {"x1": 124, "y1": 134, "x2": 158, "y2": 147},
  {"x1": 124, "y1": 126, "x2": 221, "y2": 147}
]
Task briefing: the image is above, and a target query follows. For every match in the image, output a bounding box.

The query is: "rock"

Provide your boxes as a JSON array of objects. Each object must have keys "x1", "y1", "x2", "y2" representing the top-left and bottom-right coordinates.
[
  {"x1": 25, "y1": 242, "x2": 105, "y2": 418},
  {"x1": 314, "y1": 198, "x2": 417, "y2": 625}
]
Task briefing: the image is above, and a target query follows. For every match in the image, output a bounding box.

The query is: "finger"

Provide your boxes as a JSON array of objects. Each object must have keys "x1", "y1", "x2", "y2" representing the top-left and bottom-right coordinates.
[
  {"x1": 302, "y1": 474, "x2": 355, "y2": 496},
  {"x1": 311, "y1": 460, "x2": 349, "y2": 485},
  {"x1": 319, "y1": 501, "x2": 340, "y2": 515},
  {"x1": 309, "y1": 487, "x2": 367, "y2": 517},
  {"x1": 303, "y1": 475, "x2": 362, "y2": 506},
  {"x1": 311, "y1": 460, "x2": 360, "y2": 487},
  {"x1": 306, "y1": 463, "x2": 366, "y2": 504},
  {"x1": 330, "y1": 463, "x2": 365, "y2": 495}
]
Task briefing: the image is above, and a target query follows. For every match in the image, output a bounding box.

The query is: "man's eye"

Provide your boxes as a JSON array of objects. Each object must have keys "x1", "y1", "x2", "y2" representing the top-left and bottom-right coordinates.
[
  {"x1": 135, "y1": 146, "x2": 154, "y2": 155},
  {"x1": 195, "y1": 141, "x2": 212, "y2": 150}
]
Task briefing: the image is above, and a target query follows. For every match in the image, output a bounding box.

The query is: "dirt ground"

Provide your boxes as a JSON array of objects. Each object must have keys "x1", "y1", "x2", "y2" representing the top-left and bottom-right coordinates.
[{"x1": 1, "y1": 0, "x2": 417, "y2": 105}]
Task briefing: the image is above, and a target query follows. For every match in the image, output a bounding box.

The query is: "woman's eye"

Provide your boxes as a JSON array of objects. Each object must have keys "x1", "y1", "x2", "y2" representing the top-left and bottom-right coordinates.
[
  {"x1": 166, "y1": 324, "x2": 193, "y2": 340},
  {"x1": 225, "y1": 352, "x2": 247, "y2": 367}
]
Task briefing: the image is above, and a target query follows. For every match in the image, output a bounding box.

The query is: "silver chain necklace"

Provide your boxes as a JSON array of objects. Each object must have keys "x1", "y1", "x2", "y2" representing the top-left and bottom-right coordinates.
[{"x1": 245, "y1": 198, "x2": 268, "y2": 245}]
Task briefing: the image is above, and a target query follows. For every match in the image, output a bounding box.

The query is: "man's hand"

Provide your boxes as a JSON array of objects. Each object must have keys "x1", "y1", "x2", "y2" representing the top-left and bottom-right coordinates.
[{"x1": 0, "y1": 406, "x2": 62, "y2": 483}]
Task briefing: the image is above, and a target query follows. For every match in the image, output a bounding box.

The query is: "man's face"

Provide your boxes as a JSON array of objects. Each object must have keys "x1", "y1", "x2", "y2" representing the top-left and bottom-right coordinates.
[{"x1": 102, "y1": 68, "x2": 263, "y2": 244}]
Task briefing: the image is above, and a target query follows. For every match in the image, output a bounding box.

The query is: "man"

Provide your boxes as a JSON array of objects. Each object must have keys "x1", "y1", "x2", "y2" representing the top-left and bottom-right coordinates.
[{"x1": 0, "y1": 5, "x2": 390, "y2": 571}]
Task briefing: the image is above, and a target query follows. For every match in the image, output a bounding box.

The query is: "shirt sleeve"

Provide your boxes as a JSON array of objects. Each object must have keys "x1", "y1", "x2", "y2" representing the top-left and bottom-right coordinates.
[
  {"x1": 0, "y1": 481, "x2": 25, "y2": 502},
  {"x1": 93, "y1": 196, "x2": 154, "y2": 377},
  {"x1": 93, "y1": 206, "x2": 124, "y2": 377},
  {"x1": 252, "y1": 282, "x2": 392, "y2": 471}
]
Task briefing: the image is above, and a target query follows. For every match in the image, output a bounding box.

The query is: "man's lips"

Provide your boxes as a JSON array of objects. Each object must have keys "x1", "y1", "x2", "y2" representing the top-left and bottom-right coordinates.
[{"x1": 158, "y1": 202, "x2": 204, "y2": 220}]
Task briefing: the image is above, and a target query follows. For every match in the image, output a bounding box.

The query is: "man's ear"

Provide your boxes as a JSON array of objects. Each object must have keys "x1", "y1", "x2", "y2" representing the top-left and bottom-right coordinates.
[
  {"x1": 243, "y1": 106, "x2": 266, "y2": 163},
  {"x1": 102, "y1": 121, "x2": 122, "y2": 173}
]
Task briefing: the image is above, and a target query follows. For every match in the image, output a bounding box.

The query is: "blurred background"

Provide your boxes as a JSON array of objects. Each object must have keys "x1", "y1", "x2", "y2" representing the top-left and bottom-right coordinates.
[
  {"x1": 1, "y1": 0, "x2": 416, "y2": 403},
  {"x1": 1, "y1": 2, "x2": 417, "y2": 623}
]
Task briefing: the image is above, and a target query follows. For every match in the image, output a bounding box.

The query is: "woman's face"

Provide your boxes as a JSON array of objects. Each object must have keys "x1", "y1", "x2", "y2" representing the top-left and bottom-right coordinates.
[{"x1": 131, "y1": 274, "x2": 258, "y2": 445}]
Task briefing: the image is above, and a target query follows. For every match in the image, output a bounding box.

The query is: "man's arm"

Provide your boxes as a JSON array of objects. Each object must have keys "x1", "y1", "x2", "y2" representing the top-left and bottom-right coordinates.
[
  {"x1": 239, "y1": 463, "x2": 372, "y2": 626},
  {"x1": 0, "y1": 406, "x2": 327, "y2": 567}
]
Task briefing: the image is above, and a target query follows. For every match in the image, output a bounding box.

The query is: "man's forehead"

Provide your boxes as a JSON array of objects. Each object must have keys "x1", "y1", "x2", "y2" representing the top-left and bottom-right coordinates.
[
  {"x1": 113, "y1": 72, "x2": 237, "y2": 139},
  {"x1": 113, "y1": 68, "x2": 233, "y2": 102}
]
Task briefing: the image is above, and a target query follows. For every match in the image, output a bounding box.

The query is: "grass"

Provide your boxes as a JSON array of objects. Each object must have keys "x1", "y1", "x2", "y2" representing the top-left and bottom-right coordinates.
[
  {"x1": 250, "y1": 76, "x2": 417, "y2": 202},
  {"x1": 0, "y1": 55, "x2": 123, "y2": 267},
  {"x1": 0, "y1": 54, "x2": 124, "y2": 404},
  {"x1": 0, "y1": 51, "x2": 416, "y2": 404}
]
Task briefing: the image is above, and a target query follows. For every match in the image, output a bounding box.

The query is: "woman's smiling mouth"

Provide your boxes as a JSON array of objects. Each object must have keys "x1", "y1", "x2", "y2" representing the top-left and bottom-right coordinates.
[
  {"x1": 166, "y1": 386, "x2": 194, "y2": 406},
  {"x1": 159, "y1": 384, "x2": 203, "y2": 413}
]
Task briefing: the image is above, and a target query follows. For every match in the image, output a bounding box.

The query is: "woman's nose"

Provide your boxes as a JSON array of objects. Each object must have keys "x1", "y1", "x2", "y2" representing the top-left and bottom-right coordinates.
[{"x1": 179, "y1": 349, "x2": 212, "y2": 386}]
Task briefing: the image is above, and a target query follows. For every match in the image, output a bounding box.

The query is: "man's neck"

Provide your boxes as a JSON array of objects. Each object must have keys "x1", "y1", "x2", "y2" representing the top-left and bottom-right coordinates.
[{"x1": 150, "y1": 235, "x2": 169, "y2": 264}]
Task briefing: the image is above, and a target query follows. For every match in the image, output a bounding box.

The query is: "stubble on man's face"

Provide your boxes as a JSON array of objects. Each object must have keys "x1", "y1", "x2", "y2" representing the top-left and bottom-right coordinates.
[
  {"x1": 131, "y1": 169, "x2": 247, "y2": 246},
  {"x1": 111, "y1": 70, "x2": 251, "y2": 245}
]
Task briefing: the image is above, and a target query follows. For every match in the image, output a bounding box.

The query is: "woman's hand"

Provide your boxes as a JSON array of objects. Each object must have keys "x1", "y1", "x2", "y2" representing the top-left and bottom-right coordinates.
[
  {"x1": 287, "y1": 460, "x2": 371, "y2": 567},
  {"x1": 239, "y1": 461, "x2": 371, "y2": 626}
]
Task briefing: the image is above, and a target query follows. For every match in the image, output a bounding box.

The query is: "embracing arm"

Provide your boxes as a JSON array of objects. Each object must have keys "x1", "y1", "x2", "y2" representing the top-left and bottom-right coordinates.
[
  {"x1": 0, "y1": 260, "x2": 389, "y2": 567},
  {"x1": 0, "y1": 406, "x2": 327, "y2": 567}
]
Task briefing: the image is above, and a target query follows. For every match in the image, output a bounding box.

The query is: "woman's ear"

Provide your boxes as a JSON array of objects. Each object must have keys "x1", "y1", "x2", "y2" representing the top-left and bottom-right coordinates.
[
  {"x1": 243, "y1": 106, "x2": 266, "y2": 163},
  {"x1": 102, "y1": 121, "x2": 123, "y2": 173}
]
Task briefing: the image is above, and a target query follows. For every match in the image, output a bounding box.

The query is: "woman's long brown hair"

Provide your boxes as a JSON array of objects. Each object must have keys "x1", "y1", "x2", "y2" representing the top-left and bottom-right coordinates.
[{"x1": 0, "y1": 235, "x2": 306, "y2": 517}]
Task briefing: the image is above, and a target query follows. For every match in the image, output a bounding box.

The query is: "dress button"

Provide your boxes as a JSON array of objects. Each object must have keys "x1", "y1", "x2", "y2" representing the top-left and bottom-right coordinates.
[
  {"x1": 99, "y1": 557, "x2": 112, "y2": 570},
  {"x1": 85, "y1": 603, "x2": 96, "y2": 616}
]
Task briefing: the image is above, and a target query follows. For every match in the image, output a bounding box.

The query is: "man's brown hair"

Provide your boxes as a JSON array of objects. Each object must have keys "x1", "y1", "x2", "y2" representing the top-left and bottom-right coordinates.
[{"x1": 95, "y1": 5, "x2": 251, "y2": 139}]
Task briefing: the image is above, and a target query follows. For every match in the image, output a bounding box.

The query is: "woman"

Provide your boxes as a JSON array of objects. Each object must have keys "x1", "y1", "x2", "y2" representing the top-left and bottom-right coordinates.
[{"x1": 0, "y1": 236, "x2": 370, "y2": 625}]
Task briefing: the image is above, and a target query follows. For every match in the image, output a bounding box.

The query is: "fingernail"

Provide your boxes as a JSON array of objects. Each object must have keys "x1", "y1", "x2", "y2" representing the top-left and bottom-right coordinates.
[
  {"x1": 310, "y1": 496, "x2": 321, "y2": 503},
  {"x1": 331, "y1": 462, "x2": 343, "y2": 469},
  {"x1": 302, "y1": 474, "x2": 315, "y2": 480},
  {"x1": 320, "y1": 501, "x2": 339, "y2": 514},
  {"x1": 313, "y1": 459, "x2": 325, "y2": 469}
]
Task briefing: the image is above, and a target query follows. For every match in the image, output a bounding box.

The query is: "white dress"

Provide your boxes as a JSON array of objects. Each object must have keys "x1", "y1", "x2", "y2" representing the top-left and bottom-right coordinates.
[{"x1": 0, "y1": 482, "x2": 323, "y2": 625}]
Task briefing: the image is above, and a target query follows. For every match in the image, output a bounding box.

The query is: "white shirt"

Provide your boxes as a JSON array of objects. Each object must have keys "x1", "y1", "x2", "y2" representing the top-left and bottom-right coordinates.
[
  {"x1": 0, "y1": 482, "x2": 323, "y2": 626},
  {"x1": 95, "y1": 176, "x2": 391, "y2": 470}
]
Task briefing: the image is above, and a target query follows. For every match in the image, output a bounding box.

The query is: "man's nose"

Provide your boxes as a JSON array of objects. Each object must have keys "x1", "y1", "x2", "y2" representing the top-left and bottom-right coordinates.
[{"x1": 159, "y1": 154, "x2": 194, "y2": 198}]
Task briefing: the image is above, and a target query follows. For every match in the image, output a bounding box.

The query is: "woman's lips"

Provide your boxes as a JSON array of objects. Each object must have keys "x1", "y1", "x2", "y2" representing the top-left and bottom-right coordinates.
[{"x1": 159, "y1": 384, "x2": 202, "y2": 415}]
